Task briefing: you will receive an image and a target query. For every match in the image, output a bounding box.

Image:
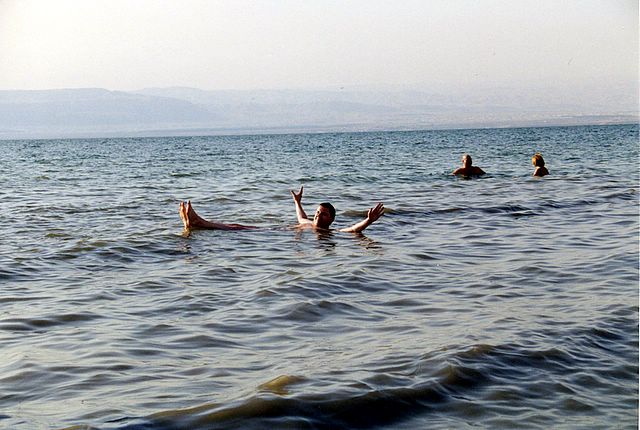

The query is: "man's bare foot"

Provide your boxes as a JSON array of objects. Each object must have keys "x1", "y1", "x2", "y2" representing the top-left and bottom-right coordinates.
[
  {"x1": 178, "y1": 200, "x2": 254, "y2": 231},
  {"x1": 179, "y1": 201, "x2": 190, "y2": 229},
  {"x1": 183, "y1": 200, "x2": 215, "y2": 229},
  {"x1": 186, "y1": 200, "x2": 205, "y2": 227}
]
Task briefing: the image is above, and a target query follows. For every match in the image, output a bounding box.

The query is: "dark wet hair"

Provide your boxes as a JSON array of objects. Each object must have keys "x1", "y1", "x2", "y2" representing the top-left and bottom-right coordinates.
[{"x1": 319, "y1": 202, "x2": 336, "y2": 220}]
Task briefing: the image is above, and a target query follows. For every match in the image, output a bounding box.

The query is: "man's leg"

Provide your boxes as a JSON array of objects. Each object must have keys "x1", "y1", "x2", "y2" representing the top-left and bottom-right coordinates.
[{"x1": 179, "y1": 201, "x2": 255, "y2": 230}]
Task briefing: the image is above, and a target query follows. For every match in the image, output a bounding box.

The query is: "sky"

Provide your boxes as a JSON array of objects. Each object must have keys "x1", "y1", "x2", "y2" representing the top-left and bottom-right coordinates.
[{"x1": 0, "y1": 0, "x2": 637, "y2": 92}]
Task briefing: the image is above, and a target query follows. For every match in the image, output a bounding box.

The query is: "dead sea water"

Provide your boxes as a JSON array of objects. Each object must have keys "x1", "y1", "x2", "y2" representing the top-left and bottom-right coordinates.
[{"x1": 0, "y1": 124, "x2": 638, "y2": 429}]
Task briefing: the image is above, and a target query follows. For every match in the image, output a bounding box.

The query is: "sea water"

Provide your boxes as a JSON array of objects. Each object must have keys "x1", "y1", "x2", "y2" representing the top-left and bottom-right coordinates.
[{"x1": 0, "y1": 124, "x2": 638, "y2": 429}]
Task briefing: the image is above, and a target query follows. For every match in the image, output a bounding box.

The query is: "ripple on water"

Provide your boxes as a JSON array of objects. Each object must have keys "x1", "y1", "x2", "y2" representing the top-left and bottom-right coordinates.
[
  {"x1": 1, "y1": 126, "x2": 637, "y2": 430},
  {"x1": 0, "y1": 311, "x2": 102, "y2": 332}
]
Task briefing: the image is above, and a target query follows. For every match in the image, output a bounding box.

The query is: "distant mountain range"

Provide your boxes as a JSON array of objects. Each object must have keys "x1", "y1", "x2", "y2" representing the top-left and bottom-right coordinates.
[{"x1": 0, "y1": 83, "x2": 637, "y2": 139}]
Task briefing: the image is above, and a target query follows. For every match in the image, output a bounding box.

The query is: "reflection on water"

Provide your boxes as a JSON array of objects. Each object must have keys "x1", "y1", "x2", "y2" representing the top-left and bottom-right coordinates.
[{"x1": 0, "y1": 124, "x2": 638, "y2": 430}]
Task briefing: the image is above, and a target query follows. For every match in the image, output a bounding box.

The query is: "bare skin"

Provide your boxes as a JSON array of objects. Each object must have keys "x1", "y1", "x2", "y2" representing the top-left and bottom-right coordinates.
[
  {"x1": 533, "y1": 166, "x2": 549, "y2": 177},
  {"x1": 531, "y1": 152, "x2": 549, "y2": 177},
  {"x1": 179, "y1": 200, "x2": 256, "y2": 231},
  {"x1": 452, "y1": 154, "x2": 485, "y2": 177},
  {"x1": 179, "y1": 187, "x2": 385, "y2": 234},
  {"x1": 290, "y1": 186, "x2": 384, "y2": 233},
  {"x1": 531, "y1": 153, "x2": 550, "y2": 177}
]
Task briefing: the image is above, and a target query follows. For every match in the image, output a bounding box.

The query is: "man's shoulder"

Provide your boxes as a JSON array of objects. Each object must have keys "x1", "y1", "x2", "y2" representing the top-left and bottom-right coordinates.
[
  {"x1": 453, "y1": 166, "x2": 485, "y2": 177},
  {"x1": 472, "y1": 166, "x2": 485, "y2": 174}
]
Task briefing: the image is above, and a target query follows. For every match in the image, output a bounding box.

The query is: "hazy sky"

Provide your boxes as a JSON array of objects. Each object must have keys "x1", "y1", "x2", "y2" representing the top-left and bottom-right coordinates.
[{"x1": 0, "y1": 0, "x2": 637, "y2": 91}]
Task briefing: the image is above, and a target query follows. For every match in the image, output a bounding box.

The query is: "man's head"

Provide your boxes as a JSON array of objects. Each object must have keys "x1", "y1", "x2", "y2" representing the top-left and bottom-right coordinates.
[
  {"x1": 313, "y1": 203, "x2": 336, "y2": 229},
  {"x1": 462, "y1": 154, "x2": 472, "y2": 168}
]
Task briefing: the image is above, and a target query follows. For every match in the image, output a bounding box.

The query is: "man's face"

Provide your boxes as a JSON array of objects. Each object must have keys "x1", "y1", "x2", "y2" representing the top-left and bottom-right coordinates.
[{"x1": 313, "y1": 205, "x2": 334, "y2": 229}]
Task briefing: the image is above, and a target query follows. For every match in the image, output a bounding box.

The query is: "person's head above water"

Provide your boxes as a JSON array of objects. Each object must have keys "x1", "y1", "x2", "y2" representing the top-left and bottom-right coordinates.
[
  {"x1": 178, "y1": 186, "x2": 383, "y2": 234},
  {"x1": 452, "y1": 153, "x2": 485, "y2": 177},
  {"x1": 290, "y1": 185, "x2": 384, "y2": 233},
  {"x1": 313, "y1": 202, "x2": 336, "y2": 229},
  {"x1": 531, "y1": 153, "x2": 549, "y2": 177},
  {"x1": 532, "y1": 153, "x2": 545, "y2": 167}
]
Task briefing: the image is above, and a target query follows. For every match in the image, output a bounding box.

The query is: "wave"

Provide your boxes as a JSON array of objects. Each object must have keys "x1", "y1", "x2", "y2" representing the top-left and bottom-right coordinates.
[{"x1": 76, "y1": 317, "x2": 637, "y2": 430}]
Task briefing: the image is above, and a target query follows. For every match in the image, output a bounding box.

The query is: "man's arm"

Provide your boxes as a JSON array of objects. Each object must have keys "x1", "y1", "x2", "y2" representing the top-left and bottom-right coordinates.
[
  {"x1": 290, "y1": 186, "x2": 311, "y2": 225},
  {"x1": 338, "y1": 203, "x2": 385, "y2": 233}
]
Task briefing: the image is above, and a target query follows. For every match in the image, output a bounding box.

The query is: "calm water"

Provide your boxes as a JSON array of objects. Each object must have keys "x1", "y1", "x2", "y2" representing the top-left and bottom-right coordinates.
[{"x1": 0, "y1": 124, "x2": 638, "y2": 429}]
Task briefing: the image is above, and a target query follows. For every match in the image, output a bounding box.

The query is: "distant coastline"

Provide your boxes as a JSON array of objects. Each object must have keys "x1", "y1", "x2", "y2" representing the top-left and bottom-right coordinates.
[{"x1": 0, "y1": 86, "x2": 637, "y2": 140}]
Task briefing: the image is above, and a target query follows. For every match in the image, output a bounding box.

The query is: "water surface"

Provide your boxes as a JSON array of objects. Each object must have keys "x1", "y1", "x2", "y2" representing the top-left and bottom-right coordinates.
[{"x1": 0, "y1": 124, "x2": 638, "y2": 429}]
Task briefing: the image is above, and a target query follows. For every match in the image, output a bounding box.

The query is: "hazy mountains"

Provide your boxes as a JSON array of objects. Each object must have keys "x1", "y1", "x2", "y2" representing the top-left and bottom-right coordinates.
[
  {"x1": 0, "y1": 89, "x2": 214, "y2": 138},
  {"x1": 0, "y1": 83, "x2": 637, "y2": 139}
]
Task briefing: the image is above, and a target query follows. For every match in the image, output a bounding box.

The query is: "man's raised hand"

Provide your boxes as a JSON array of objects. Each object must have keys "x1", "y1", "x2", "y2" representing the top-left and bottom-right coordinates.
[
  {"x1": 367, "y1": 203, "x2": 385, "y2": 224},
  {"x1": 290, "y1": 185, "x2": 304, "y2": 204}
]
